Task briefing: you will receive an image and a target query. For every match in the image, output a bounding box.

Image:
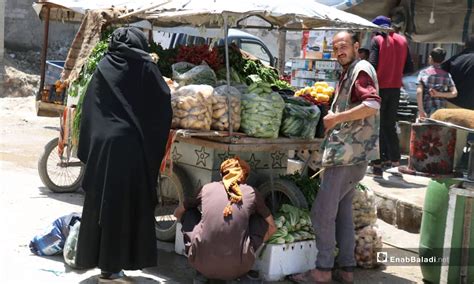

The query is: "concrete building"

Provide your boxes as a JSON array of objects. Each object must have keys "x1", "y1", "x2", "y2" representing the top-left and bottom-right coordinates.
[{"x1": 4, "y1": 0, "x2": 78, "y2": 53}]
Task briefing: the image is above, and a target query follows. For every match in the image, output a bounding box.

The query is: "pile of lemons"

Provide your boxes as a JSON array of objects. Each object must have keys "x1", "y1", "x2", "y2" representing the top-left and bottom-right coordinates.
[{"x1": 294, "y1": 82, "x2": 335, "y2": 103}]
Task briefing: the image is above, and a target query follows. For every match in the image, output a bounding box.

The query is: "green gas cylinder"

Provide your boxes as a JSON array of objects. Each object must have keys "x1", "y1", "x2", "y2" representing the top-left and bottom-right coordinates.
[{"x1": 419, "y1": 179, "x2": 474, "y2": 283}]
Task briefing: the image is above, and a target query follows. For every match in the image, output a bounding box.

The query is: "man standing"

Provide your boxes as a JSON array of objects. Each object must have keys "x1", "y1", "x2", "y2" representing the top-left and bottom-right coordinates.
[
  {"x1": 369, "y1": 16, "x2": 414, "y2": 176},
  {"x1": 441, "y1": 36, "x2": 474, "y2": 169},
  {"x1": 291, "y1": 30, "x2": 380, "y2": 283},
  {"x1": 441, "y1": 35, "x2": 474, "y2": 110}
]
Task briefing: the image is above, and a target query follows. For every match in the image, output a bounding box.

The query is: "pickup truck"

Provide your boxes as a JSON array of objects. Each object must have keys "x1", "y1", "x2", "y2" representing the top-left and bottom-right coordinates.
[{"x1": 153, "y1": 27, "x2": 276, "y2": 67}]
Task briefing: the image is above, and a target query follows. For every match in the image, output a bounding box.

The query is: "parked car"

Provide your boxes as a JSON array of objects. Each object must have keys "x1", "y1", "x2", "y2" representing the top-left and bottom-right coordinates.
[
  {"x1": 153, "y1": 27, "x2": 276, "y2": 67},
  {"x1": 401, "y1": 70, "x2": 419, "y2": 104}
]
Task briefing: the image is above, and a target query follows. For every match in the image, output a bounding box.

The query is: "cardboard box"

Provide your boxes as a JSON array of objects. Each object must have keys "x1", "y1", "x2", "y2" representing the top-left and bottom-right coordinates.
[{"x1": 255, "y1": 240, "x2": 318, "y2": 281}]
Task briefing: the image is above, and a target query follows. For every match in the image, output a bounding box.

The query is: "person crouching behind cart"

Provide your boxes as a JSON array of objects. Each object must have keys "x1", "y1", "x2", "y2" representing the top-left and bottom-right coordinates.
[{"x1": 174, "y1": 157, "x2": 277, "y2": 283}]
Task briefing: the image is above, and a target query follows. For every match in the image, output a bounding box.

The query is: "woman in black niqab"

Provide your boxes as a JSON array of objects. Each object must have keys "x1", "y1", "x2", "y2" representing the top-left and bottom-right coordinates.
[{"x1": 75, "y1": 27, "x2": 172, "y2": 278}]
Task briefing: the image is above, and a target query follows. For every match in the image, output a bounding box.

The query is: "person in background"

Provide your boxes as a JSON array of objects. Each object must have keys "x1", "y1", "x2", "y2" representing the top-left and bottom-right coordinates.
[
  {"x1": 416, "y1": 47, "x2": 457, "y2": 118},
  {"x1": 441, "y1": 35, "x2": 474, "y2": 110},
  {"x1": 291, "y1": 30, "x2": 380, "y2": 283},
  {"x1": 441, "y1": 35, "x2": 474, "y2": 169},
  {"x1": 75, "y1": 27, "x2": 172, "y2": 282},
  {"x1": 358, "y1": 48, "x2": 370, "y2": 60},
  {"x1": 369, "y1": 15, "x2": 414, "y2": 176},
  {"x1": 174, "y1": 157, "x2": 277, "y2": 283}
]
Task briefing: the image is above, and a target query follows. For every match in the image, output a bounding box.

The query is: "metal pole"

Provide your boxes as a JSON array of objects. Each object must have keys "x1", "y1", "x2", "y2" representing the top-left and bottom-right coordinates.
[
  {"x1": 277, "y1": 29, "x2": 286, "y2": 74},
  {"x1": 39, "y1": 5, "x2": 51, "y2": 99},
  {"x1": 117, "y1": 0, "x2": 172, "y2": 19},
  {"x1": 223, "y1": 14, "x2": 233, "y2": 136},
  {"x1": 460, "y1": 197, "x2": 472, "y2": 284}
]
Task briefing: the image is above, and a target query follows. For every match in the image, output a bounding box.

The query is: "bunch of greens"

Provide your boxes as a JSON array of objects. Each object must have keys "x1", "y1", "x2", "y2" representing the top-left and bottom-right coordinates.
[
  {"x1": 267, "y1": 204, "x2": 315, "y2": 244},
  {"x1": 217, "y1": 45, "x2": 279, "y2": 86},
  {"x1": 149, "y1": 42, "x2": 178, "y2": 78},
  {"x1": 280, "y1": 172, "x2": 320, "y2": 207},
  {"x1": 71, "y1": 35, "x2": 110, "y2": 146}
]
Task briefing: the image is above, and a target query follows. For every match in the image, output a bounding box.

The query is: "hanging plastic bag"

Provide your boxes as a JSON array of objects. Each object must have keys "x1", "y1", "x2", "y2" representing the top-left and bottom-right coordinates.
[
  {"x1": 171, "y1": 85, "x2": 214, "y2": 130},
  {"x1": 211, "y1": 85, "x2": 241, "y2": 131},
  {"x1": 172, "y1": 62, "x2": 217, "y2": 86},
  {"x1": 29, "y1": 213, "x2": 81, "y2": 256}
]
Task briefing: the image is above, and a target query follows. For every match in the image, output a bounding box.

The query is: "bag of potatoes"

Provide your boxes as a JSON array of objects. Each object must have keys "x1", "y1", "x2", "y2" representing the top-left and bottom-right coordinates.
[
  {"x1": 171, "y1": 85, "x2": 213, "y2": 130},
  {"x1": 211, "y1": 85, "x2": 241, "y2": 131}
]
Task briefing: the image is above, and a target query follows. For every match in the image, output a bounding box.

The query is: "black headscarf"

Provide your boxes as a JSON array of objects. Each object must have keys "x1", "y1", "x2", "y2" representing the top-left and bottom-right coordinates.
[{"x1": 106, "y1": 26, "x2": 153, "y2": 62}]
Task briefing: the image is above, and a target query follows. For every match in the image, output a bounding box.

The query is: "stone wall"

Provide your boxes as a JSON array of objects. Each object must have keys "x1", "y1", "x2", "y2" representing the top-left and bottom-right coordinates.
[{"x1": 5, "y1": 0, "x2": 78, "y2": 56}]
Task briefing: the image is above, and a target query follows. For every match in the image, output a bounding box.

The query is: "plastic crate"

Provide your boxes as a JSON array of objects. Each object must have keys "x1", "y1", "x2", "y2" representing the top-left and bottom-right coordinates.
[
  {"x1": 45, "y1": 60, "x2": 65, "y2": 86},
  {"x1": 254, "y1": 240, "x2": 317, "y2": 281}
]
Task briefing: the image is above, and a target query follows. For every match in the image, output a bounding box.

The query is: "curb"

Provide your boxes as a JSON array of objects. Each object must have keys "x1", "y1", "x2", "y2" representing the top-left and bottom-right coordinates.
[{"x1": 373, "y1": 190, "x2": 423, "y2": 233}]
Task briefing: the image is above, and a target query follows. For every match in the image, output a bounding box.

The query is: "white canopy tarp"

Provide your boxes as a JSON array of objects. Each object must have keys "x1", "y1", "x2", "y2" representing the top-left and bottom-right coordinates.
[
  {"x1": 34, "y1": 0, "x2": 379, "y2": 31},
  {"x1": 142, "y1": 0, "x2": 379, "y2": 30}
]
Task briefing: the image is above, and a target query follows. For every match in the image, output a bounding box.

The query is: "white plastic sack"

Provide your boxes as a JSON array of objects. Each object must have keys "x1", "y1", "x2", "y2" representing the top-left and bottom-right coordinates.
[{"x1": 171, "y1": 85, "x2": 213, "y2": 130}]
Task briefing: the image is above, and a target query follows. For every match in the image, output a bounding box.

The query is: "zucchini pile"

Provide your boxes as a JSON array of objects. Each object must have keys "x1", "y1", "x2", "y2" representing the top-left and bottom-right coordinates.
[{"x1": 267, "y1": 204, "x2": 315, "y2": 244}]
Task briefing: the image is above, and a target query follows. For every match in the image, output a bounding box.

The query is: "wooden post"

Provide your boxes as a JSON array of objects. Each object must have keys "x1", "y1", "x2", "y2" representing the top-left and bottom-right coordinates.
[{"x1": 39, "y1": 5, "x2": 51, "y2": 99}]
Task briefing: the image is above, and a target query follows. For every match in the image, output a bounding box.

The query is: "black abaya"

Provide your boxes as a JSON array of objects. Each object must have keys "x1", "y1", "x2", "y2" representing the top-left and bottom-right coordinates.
[{"x1": 75, "y1": 27, "x2": 172, "y2": 272}]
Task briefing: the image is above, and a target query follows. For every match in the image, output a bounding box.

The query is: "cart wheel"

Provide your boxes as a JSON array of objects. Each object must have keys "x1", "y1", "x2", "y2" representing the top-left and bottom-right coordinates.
[
  {"x1": 155, "y1": 164, "x2": 192, "y2": 242},
  {"x1": 38, "y1": 137, "x2": 85, "y2": 193},
  {"x1": 258, "y1": 178, "x2": 308, "y2": 213}
]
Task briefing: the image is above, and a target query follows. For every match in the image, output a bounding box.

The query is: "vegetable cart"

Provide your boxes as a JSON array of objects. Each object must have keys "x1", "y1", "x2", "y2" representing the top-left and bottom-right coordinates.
[{"x1": 156, "y1": 130, "x2": 322, "y2": 240}]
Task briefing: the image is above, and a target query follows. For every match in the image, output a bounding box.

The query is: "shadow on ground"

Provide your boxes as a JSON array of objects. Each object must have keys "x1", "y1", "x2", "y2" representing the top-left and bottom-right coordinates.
[
  {"x1": 36, "y1": 186, "x2": 84, "y2": 207},
  {"x1": 372, "y1": 174, "x2": 425, "y2": 189}
]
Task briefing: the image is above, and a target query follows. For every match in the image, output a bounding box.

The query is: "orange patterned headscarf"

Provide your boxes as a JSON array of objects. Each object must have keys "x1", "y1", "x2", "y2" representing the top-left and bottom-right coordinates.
[{"x1": 220, "y1": 157, "x2": 250, "y2": 217}]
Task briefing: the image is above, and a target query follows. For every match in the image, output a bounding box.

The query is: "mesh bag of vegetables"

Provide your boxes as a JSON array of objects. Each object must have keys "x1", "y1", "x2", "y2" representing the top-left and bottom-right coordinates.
[
  {"x1": 172, "y1": 62, "x2": 217, "y2": 86},
  {"x1": 352, "y1": 184, "x2": 377, "y2": 229},
  {"x1": 171, "y1": 85, "x2": 213, "y2": 130},
  {"x1": 240, "y1": 92, "x2": 285, "y2": 138},
  {"x1": 355, "y1": 225, "x2": 383, "y2": 268},
  {"x1": 280, "y1": 97, "x2": 321, "y2": 139},
  {"x1": 211, "y1": 86, "x2": 241, "y2": 131}
]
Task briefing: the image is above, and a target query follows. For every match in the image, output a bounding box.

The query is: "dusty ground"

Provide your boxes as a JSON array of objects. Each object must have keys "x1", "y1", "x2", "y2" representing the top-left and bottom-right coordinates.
[{"x1": 0, "y1": 96, "x2": 425, "y2": 283}]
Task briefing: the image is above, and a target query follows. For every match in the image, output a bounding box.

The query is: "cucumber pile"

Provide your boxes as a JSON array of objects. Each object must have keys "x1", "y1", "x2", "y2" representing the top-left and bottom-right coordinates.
[
  {"x1": 247, "y1": 81, "x2": 273, "y2": 95},
  {"x1": 280, "y1": 97, "x2": 321, "y2": 139}
]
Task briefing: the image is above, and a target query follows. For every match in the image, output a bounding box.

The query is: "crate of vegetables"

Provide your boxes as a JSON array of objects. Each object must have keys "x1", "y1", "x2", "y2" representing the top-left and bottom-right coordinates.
[{"x1": 255, "y1": 204, "x2": 317, "y2": 281}]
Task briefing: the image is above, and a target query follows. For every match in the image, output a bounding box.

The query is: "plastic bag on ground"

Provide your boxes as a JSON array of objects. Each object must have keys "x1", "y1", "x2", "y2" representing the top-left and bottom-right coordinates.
[
  {"x1": 29, "y1": 213, "x2": 81, "y2": 256},
  {"x1": 352, "y1": 185, "x2": 377, "y2": 229},
  {"x1": 355, "y1": 225, "x2": 383, "y2": 268},
  {"x1": 240, "y1": 92, "x2": 285, "y2": 138},
  {"x1": 172, "y1": 62, "x2": 217, "y2": 86},
  {"x1": 63, "y1": 221, "x2": 81, "y2": 268},
  {"x1": 171, "y1": 85, "x2": 214, "y2": 130},
  {"x1": 211, "y1": 85, "x2": 241, "y2": 131}
]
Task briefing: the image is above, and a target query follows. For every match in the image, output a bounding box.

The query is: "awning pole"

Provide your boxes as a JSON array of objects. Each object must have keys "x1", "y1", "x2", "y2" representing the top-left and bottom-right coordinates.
[
  {"x1": 224, "y1": 14, "x2": 233, "y2": 137},
  {"x1": 277, "y1": 29, "x2": 286, "y2": 74},
  {"x1": 39, "y1": 5, "x2": 51, "y2": 99}
]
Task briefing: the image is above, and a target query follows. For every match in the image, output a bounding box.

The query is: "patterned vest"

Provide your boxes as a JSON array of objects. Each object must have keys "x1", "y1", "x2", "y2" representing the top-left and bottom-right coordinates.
[{"x1": 321, "y1": 59, "x2": 380, "y2": 167}]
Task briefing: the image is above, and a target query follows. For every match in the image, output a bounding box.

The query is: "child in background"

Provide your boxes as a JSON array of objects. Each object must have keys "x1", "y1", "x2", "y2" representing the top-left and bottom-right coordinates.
[{"x1": 416, "y1": 47, "x2": 458, "y2": 118}]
